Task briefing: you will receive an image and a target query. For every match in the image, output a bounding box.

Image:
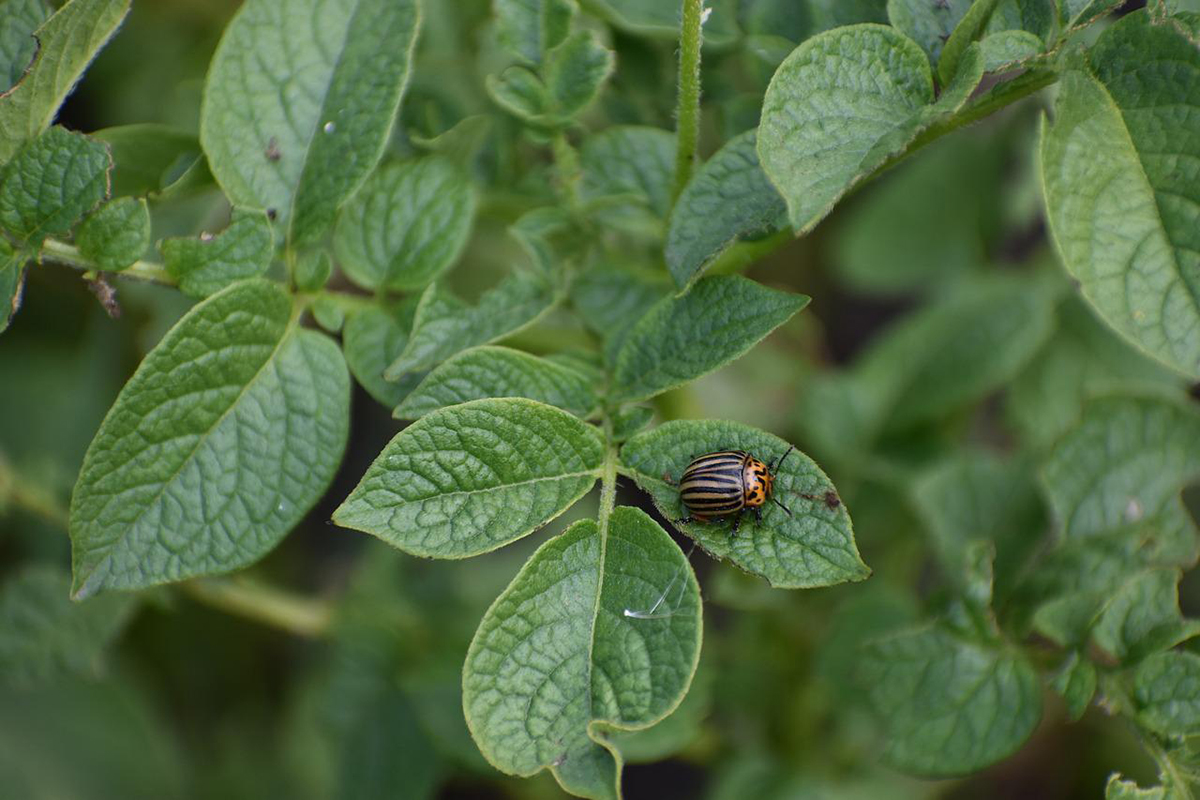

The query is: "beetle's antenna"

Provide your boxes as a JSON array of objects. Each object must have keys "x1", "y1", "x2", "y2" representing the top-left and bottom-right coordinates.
[
  {"x1": 624, "y1": 542, "x2": 697, "y2": 620},
  {"x1": 771, "y1": 497, "x2": 792, "y2": 516},
  {"x1": 771, "y1": 445, "x2": 795, "y2": 473}
]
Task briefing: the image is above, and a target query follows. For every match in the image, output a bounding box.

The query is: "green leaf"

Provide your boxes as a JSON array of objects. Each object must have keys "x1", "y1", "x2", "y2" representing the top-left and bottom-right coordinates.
[
  {"x1": 0, "y1": 241, "x2": 26, "y2": 334},
  {"x1": 1106, "y1": 774, "x2": 1169, "y2": 800},
  {"x1": 494, "y1": 0, "x2": 575, "y2": 65},
  {"x1": 858, "y1": 626, "x2": 1042, "y2": 776},
  {"x1": 1133, "y1": 651, "x2": 1200, "y2": 736},
  {"x1": 580, "y1": 125, "x2": 675, "y2": 224},
  {"x1": 1041, "y1": 394, "x2": 1200, "y2": 562},
  {"x1": 887, "y1": 0, "x2": 973, "y2": 66},
  {"x1": 332, "y1": 157, "x2": 475, "y2": 291},
  {"x1": 938, "y1": 0, "x2": 1001, "y2": 86},
  {"x1": 293, "y1": 249, "x2": 332, "y2": 293},
  {"x1": 395, "y1": 346, "x2": 599, "y2": 420},
  {"x1": 828, "y1": 133, "x2": 1001, "y2": 295},
  {"x1": 1049, "y1": 652, "x2": 1096, "y2": 722},
  {"x1": 333, "y1": 398, "x2": 604, "y2": 558},
  {"x1": 487, "y1": 66, "x2": 550, "y2": 122},
  {"x1": 542, "y1": 30, "x2": 613, "y2": 120},
  {"x1": 581, "y1": 0, "x2": 740, "y2": 44},
  {"x1": 911, "y1": 451, "x2": 1045, "y2": 600},
  {"x1": 0, "y1": 675, "x2": 187, "y2": 800},
  {"x1": 0, "y1": 565, "x2": 136, "y2": 687},
  {"x1": 311, "y1": 293, "x2": 344, "y2": 333},
  {"x1": 0, "y1": 126, "x2": 109, "y2": 245},
  {"x1": 621, "y1": 419, "x2": 869, "y2": 588},
  {"x1": 383, "y1": 273, "x2": 560, "y2": 379},
  {"x1": 979, "y1": 29, "x2": 1044, "y2": 72},
  {"x1": 1058, "y1": 0, "x2": 1121, "y2": 29},
  {"x1": 161, "y1": 208, "x2": 274, "y2": 298},
  {"x1": 76, "y1": 196, "x2": 150, "y2": 272},
  {"x1": 665, "y1": 130, "x2": 787, "y2": 290},
  {"x1": 1090, "y1": 569, "x2": 1199, "y2": 664},
  {"x1": 509, "y1": 205, "x2": 577, "y2": 275},
  {"x1": 0, "y1": 0, "x2": 130, "y2": 164},
  {"x1": 341, "y1": 298, "x2": 423, "y2": 408},
  {"x1": 800, "y1": 277, "x2": 1056, "y2": 456},
  {"x1": 570, "y1": 263, "x2": 670, "y2": 365},
  {"x1": 1008, "y1": 297, "x2": 1185, "y2": 450},
  {"x1": 93, "y1": 124, "x2": 209, "y2": 198},
  {"x1": 463, "y1": 507, "x2": 701, "y2": 799},
  {"x1": 610, "y1": 275, "x2": 808, "y2": 404},
  {"x1": 0, "y1": 0, "x2": 47, "y2": 93},
  {"x1": 758, "y1": 24, "x2": 983, "y2": 235},
  {"x1": 200, "y1": 0, "x2": 419, "y2": 245},
  {"x1": 69, "y1": 279, "x2": 350, "y2": 597},
  {"x1": 988, "y1": 0, "x2": 1055, "y2": 41},
  {"x1": 609, "y1": 405, "x2": 653, "y2": 443},
  {"x1": 1040, "y1": 11, "x2": 1200, "y2": 377}
]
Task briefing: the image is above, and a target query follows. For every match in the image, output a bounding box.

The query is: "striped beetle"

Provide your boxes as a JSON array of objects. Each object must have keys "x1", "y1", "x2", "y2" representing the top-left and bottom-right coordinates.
[{"x1": 666, "y1": 446, "x2": 839, "y2": 536}]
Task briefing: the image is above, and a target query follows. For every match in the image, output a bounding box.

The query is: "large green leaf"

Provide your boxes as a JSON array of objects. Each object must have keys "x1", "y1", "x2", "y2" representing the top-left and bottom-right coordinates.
[
  {"x1": 333, "y1": 157, "x2": 474, "y2": 291},
  {"x1": 200, "y1": 0, "x2": 419, "y2": 245},
  {"x1": 0, "y1": 0, "x2": 47, "y2": 93},
  {"x1": 333, "y1": 398, "x2": 604, "y2": 558},
  {"x1": 0, "y1": 565, "x2": 136, "y2": 687},
  {"x1": 1089, "y1": 568, "x2": 1199, "y2": 664},
  {"x1": 665, "y1": 130, "x2": 787, "y2": 290},
  {"x1": 1040, "y1": 11, "x2": 1200, "y2": 377},
  {"x1": 621, "y1": 419, "x2": 869, "y2": 588},
  {"x1": 69, "y1": 280, "x2": 350, "y2": 597},
  {"x1": 463, "y1": 507, "x2": 701, "y2": 800},
  {"x1": 383, "y1": 274, "x2": 560, "y2": 379},
  {"x1": 758, "y1": 24, "x2": 982, "y2": 234},
  {"x1": 610, "y1": 275, "x2": 808, "y2": 404},
  {"x1": 395, "y1": 346, "x2": 599, "y2": 420},
  {"x1": 858, "y1": 625, "x2": 1042, "y2": 775},
  {"x1": 0, "y1": 0, "x2": 129, "y2": 163},
  {"x1": 1041, "y1": 393, "x2": 1200, "y2": 563},
  {"x1": 160, "y1": 208, "x2": 274, "y2": 298},
  {"x1": 1058, "y1": 0, "x2": 1121, "y2": 29},
  {"x1": 0, "y1": 126, "x2": 110, "y2": 246}
]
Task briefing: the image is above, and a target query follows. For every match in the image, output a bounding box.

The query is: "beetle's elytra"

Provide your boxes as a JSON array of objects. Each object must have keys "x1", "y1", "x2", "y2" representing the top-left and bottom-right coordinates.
[{"x1": 668, "y1": 446, "x2": 836, "y2": 536}]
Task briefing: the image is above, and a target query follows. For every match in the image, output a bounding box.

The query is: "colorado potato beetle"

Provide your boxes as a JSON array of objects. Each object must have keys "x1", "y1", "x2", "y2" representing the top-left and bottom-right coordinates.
[{"x1": 667, "y1": 445, "x2": 837, "y2": 536}]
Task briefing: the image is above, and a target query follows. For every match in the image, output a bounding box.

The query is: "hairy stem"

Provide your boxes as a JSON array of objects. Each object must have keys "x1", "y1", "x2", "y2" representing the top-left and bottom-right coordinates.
[
  {"x1": 597, "y1": 416, "x2": 618, "y2": 534},
  {"x1": 671, "y1": 0, "x2": 705, "y2": 205},
  {"x1": 180, "y1": 577, "x2": 332, "y2": 639},
  {"x1": 40, "y1": 238, "x2": 175, "y2": 286}
]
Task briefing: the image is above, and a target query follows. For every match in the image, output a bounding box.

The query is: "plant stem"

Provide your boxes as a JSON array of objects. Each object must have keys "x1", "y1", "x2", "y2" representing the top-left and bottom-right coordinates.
[
  {"x1": 552, "y1": 130, "x2": 584, "y2": 213},
  {"x1": 180, "y1": 577, "x2": 332, "y2": 639},
  {"x1": 597, "y1": 416, "x2": 618, "y2": 533},
  {"x1": 671, "y1": 0, "x2": 705, "y2": 205},
  {"x1": 40, "y1": 238, "x2": 175, "y2": 286}
]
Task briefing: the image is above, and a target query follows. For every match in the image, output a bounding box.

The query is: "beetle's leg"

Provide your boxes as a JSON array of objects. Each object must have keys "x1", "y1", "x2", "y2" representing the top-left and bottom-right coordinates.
[
  {"x1": 674, "y1": 515, "x2": 695, "y2": 526},
  {"x1": 730, "y1": 510, "x2": 743, "y2": 537},
  {"x1": 753, "y1": 506, "x2": 763, "y2": 525},
  {"x1": 662, "y1": 471, "x2": 676, "y2": 485}
]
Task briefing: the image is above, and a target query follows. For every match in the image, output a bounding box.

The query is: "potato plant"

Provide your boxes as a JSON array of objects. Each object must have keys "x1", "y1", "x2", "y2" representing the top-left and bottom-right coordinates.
[{"x1": 0, "y1": 0, "x2": 1198, "y2": 798}]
